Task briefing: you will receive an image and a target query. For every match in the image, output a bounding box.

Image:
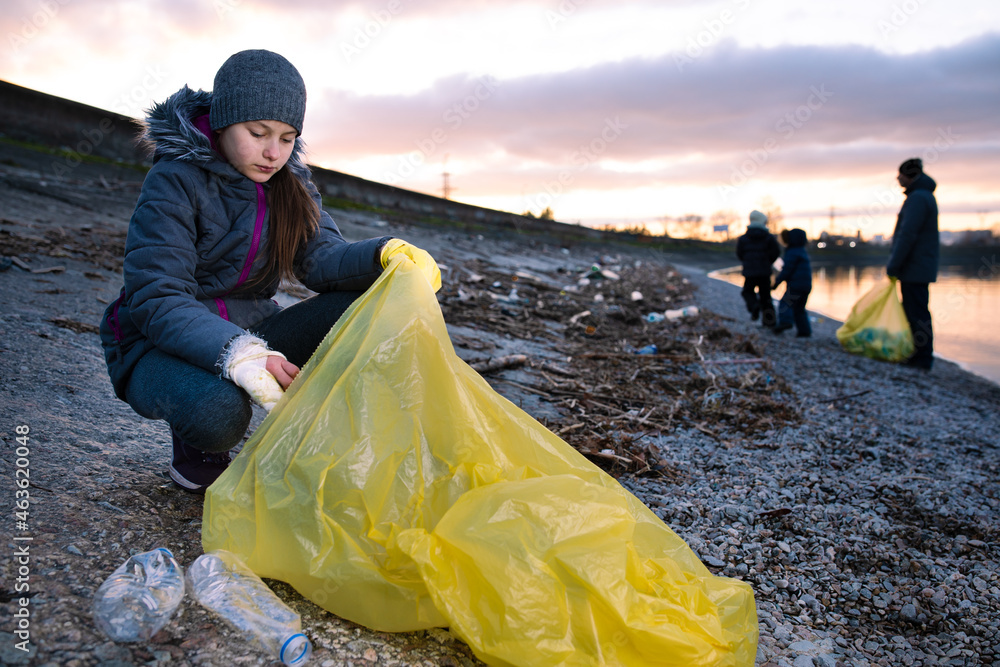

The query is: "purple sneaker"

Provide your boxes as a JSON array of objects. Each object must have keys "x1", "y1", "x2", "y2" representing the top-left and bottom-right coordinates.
[{"x1": 168, "y1": 430, "x2": 231, "y2": 494}]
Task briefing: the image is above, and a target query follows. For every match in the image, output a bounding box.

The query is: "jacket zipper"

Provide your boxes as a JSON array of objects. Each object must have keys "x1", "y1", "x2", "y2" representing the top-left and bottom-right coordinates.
[{"x1": 215, "y1": 182, "x2": 266, "y2": 321}]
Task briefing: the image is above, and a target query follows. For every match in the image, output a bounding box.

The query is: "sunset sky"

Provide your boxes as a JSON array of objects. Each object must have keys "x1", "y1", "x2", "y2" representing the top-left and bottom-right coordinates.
[{"x1": 3, "y1": 0, "x2": 999, "y2": 239}]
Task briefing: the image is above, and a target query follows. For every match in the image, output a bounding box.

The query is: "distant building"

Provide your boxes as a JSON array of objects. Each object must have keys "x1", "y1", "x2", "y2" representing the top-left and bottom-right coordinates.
[
  {"x1": 939, "y1": 230, "x2": 996, "y2": 246},
  {"x1": 815, "y1": 231, "x2": 860, "y2": 249}
]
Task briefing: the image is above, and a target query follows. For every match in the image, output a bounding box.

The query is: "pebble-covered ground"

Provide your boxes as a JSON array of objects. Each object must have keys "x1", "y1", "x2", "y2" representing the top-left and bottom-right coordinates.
[
  {"x1": 622, "y1": 268, "x2": 1000, "y2": 667},
  {"x1": 2, "y1": 140, "x2": 998, "y2": 666}
]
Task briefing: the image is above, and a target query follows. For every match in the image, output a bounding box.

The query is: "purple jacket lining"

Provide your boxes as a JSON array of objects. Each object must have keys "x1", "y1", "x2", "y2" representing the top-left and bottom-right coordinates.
[
  {"x1": 192, "y1": 114, "x2": 266, "y2": 323},
  {"x1": 107, "y1": 287, "x2": 127, "y2": 342}
]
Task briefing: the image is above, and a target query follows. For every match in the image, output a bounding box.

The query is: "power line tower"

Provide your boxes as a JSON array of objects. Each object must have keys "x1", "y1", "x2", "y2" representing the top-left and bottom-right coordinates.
[{"x1": 442, "y1": 154, "x2": 452, "y2": 200}]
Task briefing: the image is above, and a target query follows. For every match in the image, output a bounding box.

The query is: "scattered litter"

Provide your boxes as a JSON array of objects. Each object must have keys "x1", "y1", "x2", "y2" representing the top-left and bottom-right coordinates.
[
  {"x1": 665, "y1": 306, "x2": 699, "y2": 320},
  {"x1": 582, "y1": 265, "x2": 620, "y2": 281},
  {"x1": 630, "y1": 291, "x2": 643, "y2": 301},
  {"x1": 645, "y1": 312, "x2": 665, "y2": 323}
]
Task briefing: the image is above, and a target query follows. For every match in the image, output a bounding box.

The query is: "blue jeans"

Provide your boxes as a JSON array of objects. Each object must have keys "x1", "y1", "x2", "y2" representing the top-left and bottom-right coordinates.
[{"x1": 124, "y1": 290, "x2": 363, "y2": 452}]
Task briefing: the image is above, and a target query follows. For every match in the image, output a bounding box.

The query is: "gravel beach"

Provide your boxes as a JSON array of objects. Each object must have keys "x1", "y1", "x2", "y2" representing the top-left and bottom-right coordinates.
[{"x1": 1, "y1": 139, "x2": 999, "y2": 666}]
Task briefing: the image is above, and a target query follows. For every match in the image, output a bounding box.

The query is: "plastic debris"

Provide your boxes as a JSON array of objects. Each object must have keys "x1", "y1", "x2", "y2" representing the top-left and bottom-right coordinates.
[
  {"x1": 92, "y1": 548, "x2": 185, "y2": 643},
  {"x1": 187, "y1": 551, "x2": 312, "y2": 666},
  {"x1": 665, "y1": 306, "x2": 699, "y2": 320}
]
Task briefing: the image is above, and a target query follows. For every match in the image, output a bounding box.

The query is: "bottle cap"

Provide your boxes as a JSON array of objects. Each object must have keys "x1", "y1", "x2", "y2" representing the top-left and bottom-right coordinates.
[{"x1": 280, "y1": 633, "x2": 312, "y2": 665}]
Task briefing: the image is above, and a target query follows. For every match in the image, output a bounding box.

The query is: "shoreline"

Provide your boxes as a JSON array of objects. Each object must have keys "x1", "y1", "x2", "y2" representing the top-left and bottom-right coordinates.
[{"x1": 705, "y1": 264, "x2": 1000, "y2": 389}]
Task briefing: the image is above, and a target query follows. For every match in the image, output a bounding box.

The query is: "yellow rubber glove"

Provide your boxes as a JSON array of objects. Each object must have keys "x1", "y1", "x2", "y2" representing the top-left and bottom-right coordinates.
[{"x1": 380, "y1": 238, "x2": 442, "y2": 292}]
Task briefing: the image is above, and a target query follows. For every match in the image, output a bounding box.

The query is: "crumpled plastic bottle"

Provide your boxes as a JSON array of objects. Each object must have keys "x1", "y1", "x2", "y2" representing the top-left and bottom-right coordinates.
[
  {"x1": 92, "y1": 547, "x2": 185, "y2": 642},
  {"x1": 665, "y1": 305, "x2": 699, "y2": 320},
  {"x1": 186, "y1": 550, "x2": 312, "y2": 666}
]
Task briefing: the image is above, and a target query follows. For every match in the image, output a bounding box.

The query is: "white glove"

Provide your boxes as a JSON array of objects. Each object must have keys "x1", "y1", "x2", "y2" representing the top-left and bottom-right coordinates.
[{"x1": 222, "y1": 335, "x2": 285, "y2": 412}]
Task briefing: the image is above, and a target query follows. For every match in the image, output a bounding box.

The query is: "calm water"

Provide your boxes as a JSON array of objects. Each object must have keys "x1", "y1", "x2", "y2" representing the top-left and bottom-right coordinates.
[{"x1": 712, "y1": 260, "x2": 1000, "y2": 386}]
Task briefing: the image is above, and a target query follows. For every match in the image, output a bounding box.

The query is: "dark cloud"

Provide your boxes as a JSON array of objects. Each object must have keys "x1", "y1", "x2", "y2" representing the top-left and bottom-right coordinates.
[{"x1": 307, "y1": 32, "x2": 1000, "y2": 195}]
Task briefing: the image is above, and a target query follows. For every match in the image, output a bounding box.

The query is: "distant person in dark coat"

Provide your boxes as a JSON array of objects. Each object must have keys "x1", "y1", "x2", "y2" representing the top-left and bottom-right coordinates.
[
  {"x1": 772, "y1": 228, "x2": 813, "y2": 337},
  {"x1": 736, "y1": 210, "x2": 781, "y2": 327},
  {"x1": 887, "y1": 157, "x2": 939, "y2": 370}
]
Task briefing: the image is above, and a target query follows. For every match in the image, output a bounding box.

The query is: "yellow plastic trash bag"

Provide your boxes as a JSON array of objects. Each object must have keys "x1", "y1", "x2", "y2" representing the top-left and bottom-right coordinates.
[
  {"x1": 203, "y1": 258, "x2": 758, "y2": 666},
  {"x1": 835, "y1": 277, "x2": 915, "y2": 362}
]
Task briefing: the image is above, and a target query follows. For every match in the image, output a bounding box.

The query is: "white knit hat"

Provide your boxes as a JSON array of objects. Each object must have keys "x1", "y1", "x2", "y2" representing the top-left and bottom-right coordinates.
[{"x1": 748, "y1": 210, "x2": 768, "y2": 228}]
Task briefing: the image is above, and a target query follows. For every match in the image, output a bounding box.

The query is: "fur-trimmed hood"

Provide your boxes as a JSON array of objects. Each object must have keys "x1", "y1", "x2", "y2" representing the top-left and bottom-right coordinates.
[{"x1": 139, "y1": 85, "x2": 312, "y2": 183}]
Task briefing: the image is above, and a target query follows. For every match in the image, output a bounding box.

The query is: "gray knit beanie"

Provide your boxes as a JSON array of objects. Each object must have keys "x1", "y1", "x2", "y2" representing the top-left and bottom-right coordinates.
[
  {"x1": 748, "y1": 210, "x2": 768, "y2": 229},
  {"x1": 210, "y1": 50, "x2": 306, "y2": 135}
]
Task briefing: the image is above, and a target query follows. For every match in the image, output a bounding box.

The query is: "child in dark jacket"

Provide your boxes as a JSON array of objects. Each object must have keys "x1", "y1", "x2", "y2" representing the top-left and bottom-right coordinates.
[
  {"x1": 735, "y1": 210, "x2": 781, "y2": 327},
  {"x1": 99, "y1": 50, "x2": 441, "y2": 493},
  {"x1": 772, "y1": 228, "x2": 812, "y2": 337}
]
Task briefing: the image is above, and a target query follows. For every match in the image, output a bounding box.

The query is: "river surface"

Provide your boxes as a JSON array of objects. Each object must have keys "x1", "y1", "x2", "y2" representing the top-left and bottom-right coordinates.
[{"x1": 711, "y1": 260, "x2": 1000, "y2": 386}]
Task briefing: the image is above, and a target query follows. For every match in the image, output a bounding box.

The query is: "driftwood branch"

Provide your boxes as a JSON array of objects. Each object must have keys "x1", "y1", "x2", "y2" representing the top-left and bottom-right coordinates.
[{"x1": 470, "y1": 354, "x2": 528, "y2": 373}]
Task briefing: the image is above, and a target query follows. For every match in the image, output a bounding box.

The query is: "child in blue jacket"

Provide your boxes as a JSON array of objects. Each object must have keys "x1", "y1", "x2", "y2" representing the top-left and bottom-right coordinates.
[
  {"x1": 772, "y1": 228, "x2": 812, "y2": 337},
  {"x1": 100, "y1": 50, "x2": 441, "y2": 493}
]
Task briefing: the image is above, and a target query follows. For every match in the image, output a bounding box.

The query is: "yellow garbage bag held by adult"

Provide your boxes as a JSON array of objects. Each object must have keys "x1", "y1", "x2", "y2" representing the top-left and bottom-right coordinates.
[
  {"x1": 835, "y1": 277, "x2": 915, "y2": 362},
  {"x1": 203, "y1": 256, "x2": 758, "y2": 666}
]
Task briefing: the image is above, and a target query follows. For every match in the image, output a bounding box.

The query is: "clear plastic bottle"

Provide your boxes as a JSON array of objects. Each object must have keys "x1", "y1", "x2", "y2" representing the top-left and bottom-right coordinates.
[
  {"x1": 664, "y1": 306, "x2": 699, "y2": 320},
  {"x1": 92, "y1": 547, "x2": 186, "y2": 642},
  {"x1": 187, "y1": 550, "x2": 312, "y2": 666}
]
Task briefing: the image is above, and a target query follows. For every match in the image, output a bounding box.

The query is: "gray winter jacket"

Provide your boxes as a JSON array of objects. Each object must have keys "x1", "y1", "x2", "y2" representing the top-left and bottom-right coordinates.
[
  {"x1": 100, "y1": 86, "x2": 388, "y2": 400},
  {"x1": 887, "y1": 173, "x2": 939, "y2": 283}
]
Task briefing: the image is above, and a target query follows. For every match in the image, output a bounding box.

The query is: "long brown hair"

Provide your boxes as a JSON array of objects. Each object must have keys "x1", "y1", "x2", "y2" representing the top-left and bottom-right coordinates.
[{"x1": 253, "y1": 166, "x2": 320, "y2": 287}]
